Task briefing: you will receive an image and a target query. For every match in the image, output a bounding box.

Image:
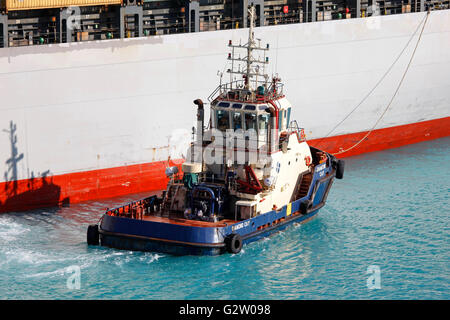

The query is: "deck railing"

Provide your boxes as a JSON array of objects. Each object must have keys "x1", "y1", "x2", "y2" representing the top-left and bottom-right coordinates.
[
  {"x1": 208, "y1": 79, "x2": 284, "y2": 103},
  {"x1": 288, "y1": 120, "x2": 306, "y2": 142},
  {"x1": 106, "y1": 195, "x2": 159, "y2": 220}
]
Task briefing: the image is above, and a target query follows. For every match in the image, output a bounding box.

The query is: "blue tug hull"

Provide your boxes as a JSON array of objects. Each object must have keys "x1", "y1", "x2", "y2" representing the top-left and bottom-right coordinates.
[
  {"x1": 99, "y1": 207, "x2": 322, "y2": 256},
  {"x1": 98, "y1": 168, "x2": 335, "y2": 256}
]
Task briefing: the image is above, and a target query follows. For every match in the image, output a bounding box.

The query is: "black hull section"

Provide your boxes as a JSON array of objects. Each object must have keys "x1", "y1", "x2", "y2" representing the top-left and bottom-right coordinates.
[
  {"x1": 98, "y1": 207, "x2": 322, "y2": 256},
  {"x1": 99, "y1": 232, "x2": 225, "y2": 256}
]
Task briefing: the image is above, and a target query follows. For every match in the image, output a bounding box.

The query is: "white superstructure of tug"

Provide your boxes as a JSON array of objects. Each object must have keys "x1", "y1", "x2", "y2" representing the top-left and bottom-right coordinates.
[{"x1": 181, "y1": 6, "x2": 314, "y2": 221}]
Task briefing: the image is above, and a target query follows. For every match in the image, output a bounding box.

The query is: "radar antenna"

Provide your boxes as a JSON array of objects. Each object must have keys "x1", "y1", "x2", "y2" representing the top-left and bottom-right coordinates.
[{"x1": 227, "y1": 4, "x2": 270, "y2": 93}]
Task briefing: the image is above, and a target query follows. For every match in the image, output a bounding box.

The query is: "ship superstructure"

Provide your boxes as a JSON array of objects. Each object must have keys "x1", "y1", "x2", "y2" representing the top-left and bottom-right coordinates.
[{"x1": 1, "y1": 0, "x2": 448, "y2": 48}]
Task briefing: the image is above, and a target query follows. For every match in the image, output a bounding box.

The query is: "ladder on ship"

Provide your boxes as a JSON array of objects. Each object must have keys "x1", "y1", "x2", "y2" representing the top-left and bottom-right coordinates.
[
  {"x1": 296, "y1": 172, "x2": 313, "y2": 199},
  {"x1": 162, "y1": 184, "x2": 181, "y2": 217}
]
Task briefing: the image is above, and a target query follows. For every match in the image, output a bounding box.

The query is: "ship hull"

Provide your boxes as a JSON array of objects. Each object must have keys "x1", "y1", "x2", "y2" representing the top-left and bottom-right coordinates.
[
  {"x1": 98, "y1": 208, "x2": 321, "y2": 256},
  {"x1": 308, "y1": 116, "x2": 450, "y2": 157},
  {"x1": 1, "y1": 11, "x2": 449, "y2": 213},
  {"x1": 99, "y1": 204, "x2": 319, "y2": 255}
]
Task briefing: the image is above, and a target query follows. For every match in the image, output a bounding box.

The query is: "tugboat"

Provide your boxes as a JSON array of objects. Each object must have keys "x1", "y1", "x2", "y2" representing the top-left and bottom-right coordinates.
[{"x1": 87, "y1": 5, "x2": 344, "y2": 255}]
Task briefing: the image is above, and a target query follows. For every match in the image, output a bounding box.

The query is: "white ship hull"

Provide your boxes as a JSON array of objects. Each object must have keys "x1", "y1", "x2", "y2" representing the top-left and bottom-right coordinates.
[{"x1": 0, "y1": 10, "x2": 449, "y2": 212}]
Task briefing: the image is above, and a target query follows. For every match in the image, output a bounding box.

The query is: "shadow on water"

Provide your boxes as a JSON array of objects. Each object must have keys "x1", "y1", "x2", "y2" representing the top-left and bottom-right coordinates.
[{"x1": 0, "y1": 120, "x2": 70, "y2": 213}]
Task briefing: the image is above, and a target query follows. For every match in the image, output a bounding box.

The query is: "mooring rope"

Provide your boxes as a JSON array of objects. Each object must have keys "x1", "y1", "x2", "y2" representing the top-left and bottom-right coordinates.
[{"x1": 313, "y1": 11, "x2": 431, "y2": 155}]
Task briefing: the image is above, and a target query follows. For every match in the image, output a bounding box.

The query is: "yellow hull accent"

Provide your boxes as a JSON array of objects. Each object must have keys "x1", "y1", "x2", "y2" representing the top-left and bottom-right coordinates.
[{"x1": 287, "y1": 203, "x2": 292, "y2": 216}]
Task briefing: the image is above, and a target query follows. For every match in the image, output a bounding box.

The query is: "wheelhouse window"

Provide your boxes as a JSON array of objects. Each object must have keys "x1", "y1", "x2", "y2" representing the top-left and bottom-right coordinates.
[
  {"x1": 218, "y1": 102, "x2": 230, "y2": 108},
  {"x1": 278, "y1": 109, "x2": 284, "y2": 130},
  {"x1": 232, "y1": 112, "x2": 243, "y2": 130},
  {"x1": 287, "y1": 107, "x2": 291, "y2": 127},
  {"x1": 216, "y1": 110, "x2": 230, "y2": 131},
  {"x1": 244, "y1": 113, "x2": 257, "y2": 131},
  {"x1": 258, "y1": 113, "x2": 270, "y2": 131}
]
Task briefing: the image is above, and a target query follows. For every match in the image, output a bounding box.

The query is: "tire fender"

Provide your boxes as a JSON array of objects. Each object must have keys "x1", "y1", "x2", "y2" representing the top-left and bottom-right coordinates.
[
  {"x1": 87, "y1": 224, "x2": 99, "y2": 246},
  {"x1": 225, "y1": 233, "x2": 243, "y2": 254},
  {"x1": 336, "y1": 160, "x2": 345, "y2": 179}
]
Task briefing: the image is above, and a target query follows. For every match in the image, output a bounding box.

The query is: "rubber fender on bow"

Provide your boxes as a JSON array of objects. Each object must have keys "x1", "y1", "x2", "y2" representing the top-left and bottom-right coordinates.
[
  {"x1": 300, "y1": 200, "x2": 311, "y2": 215},
  {"x1": 336, "y1": 160, "x2": 345, "y2": 179},
  {"x1": 87, "y1": 224, "x2": 99, "y2": 246},
  {"x1": 225, "y1": 233, "x2": 243, "y2": 254}
]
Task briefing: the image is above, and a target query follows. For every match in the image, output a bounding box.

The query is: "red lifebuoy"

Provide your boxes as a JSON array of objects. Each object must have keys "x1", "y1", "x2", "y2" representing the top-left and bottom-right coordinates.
[
  {"x1": 300, "y1": 129, "x2": 306, "y2": 141},
  {"x1": 305, "y1": 156, "x2": 311, "y2": 166}
]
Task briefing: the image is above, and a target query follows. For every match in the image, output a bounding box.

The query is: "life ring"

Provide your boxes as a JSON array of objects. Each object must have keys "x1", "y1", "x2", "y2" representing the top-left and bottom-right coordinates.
[
  {"x1": 225, "y1": 233, "x2": 243, "y2": 254},
  {"x1": 305, "y1": 156, "x2": 311, "y2": 167},
  {"x1": 300, "y1": 130, "x2": 306, "y2": 141}
]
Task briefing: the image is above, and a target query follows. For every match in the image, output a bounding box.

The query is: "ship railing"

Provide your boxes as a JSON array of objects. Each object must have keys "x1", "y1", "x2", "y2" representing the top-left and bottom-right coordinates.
[
  {"x1": 207, "y1": 79, "x2": 245, "y2": 102},
  {"x1": 208, "y1": 79, "x2": 285, "y2": 103},
  {"x1": 197, "y1": 172, "x2": 226, "y2": 184},
  {"x1": 105, "y1": 195, "x2": 160, "y2": 220},
  {"x1": 267, "y1": 82, "x2": 284, "y2": 98},
  {"x1": 168, "y1": 172, "x2": 184, "y2": 184},
  {"x1": 288, "y1": 120, "x2": 306, "y2": 142}
]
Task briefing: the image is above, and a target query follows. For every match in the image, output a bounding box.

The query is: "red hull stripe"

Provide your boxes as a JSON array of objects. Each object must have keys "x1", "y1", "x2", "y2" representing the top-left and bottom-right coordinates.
[
  {"x1": 308, "y1": 117, "x2": 450, "y2": 158},
  {"x1": 0, "y1": 159, "x2": 183, "y2": 213},
  {"x1": 0, "y1": 117, "x2": 449, "y2": 213}
]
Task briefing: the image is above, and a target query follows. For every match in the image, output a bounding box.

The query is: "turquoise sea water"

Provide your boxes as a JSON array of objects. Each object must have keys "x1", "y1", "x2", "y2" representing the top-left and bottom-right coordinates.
[{"x1": 0, "y1": 137, "x2": 449, "y2": 300}]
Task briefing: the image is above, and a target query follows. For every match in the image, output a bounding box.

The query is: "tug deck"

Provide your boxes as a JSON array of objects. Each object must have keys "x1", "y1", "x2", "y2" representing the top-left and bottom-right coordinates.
[{"x1": 139, "y1": 215, "x2": 238, "y2": 228}]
